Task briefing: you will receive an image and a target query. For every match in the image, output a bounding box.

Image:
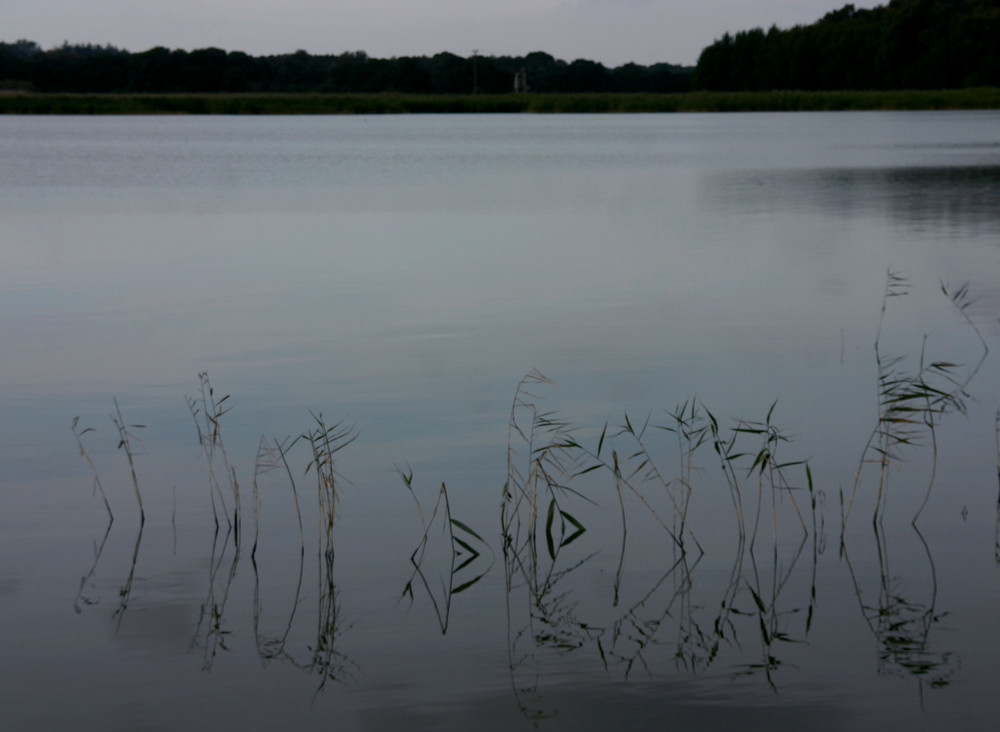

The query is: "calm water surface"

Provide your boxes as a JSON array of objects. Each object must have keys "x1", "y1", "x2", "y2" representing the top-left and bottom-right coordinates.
[{"x1": 2, "y1": 112, "x2": 1000, "y2": 730}]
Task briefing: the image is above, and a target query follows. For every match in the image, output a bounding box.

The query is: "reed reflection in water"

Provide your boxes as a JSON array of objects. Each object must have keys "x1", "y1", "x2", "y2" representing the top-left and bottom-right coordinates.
[{"x1": 66, "y1": 274, "x2": 993, "y2": 726}]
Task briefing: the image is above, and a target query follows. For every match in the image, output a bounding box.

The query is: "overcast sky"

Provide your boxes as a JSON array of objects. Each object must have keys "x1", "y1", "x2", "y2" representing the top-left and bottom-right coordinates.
[{"x1": 6, "y1": 0, "x2": 884, "y2": 67}]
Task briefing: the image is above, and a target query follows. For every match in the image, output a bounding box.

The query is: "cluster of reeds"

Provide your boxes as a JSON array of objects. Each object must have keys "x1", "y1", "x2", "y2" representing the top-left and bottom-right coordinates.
[
  {"x1": 496, "y1": 267, "x2": 994, "y2": 702},
  {"x1": 185, "y1": 380, "x2": 355, "y2": 676},
  {"x1": 841, "y1": 272, "x2": 988, "y2": 533},
  {"x1": 502, "y1": 381, "x2": 812, "y2": 563},
  {"x1": 250, "y1": 427, "x2": 359, "y2": 693},
  {"x1": 501, "y1": 370, "x2": 594, "y2": 617},
  {"x1": 498, "y1": 368, "x2": 820, "y2": 708},
  {"x1": 70, "y1": 265, "x2": 993, "y2": 702},
  {"x1": 73, "y1": 371, "x2": 361, "y2": 687}
]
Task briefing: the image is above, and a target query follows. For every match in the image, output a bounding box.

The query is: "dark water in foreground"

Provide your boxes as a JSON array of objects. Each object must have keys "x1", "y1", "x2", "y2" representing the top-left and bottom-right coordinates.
[{"x1": 2, "y1": 112, "x2": 1000, "y2": 730}]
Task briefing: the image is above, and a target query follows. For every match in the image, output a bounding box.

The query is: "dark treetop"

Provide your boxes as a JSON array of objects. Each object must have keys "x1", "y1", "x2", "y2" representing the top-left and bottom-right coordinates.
[{"x1": 3, "y1": 1, "x2": 997, "y2": 95}]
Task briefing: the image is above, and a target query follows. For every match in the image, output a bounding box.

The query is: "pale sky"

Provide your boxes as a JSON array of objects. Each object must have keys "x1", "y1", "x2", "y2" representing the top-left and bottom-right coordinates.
[{"x1": 6, "y1": 0, "x2": 885, "y2": 67}]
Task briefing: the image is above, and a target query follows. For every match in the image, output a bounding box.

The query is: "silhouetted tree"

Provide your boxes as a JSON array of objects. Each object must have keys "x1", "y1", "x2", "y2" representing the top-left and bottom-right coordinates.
[{"x1": 696, "y1": 0, "x2": 1000, "y2": 91}]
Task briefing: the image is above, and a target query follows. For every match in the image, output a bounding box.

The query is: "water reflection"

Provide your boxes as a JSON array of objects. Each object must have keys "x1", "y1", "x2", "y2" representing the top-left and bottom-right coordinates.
[
  {"x1": 500, "y1": 485, "x2": 821, "y2": 719},
  {"x1": 497, "y1": 371, "x2": 826, "y2": 719},
  {"x1": 402, "y1": 474, "x2": 492, "y2": 634},
  {"x1": 70, "y1": 413, "x2": 146, "y2": 625},
  {"x1": 190, "y1": 523, "x2": 239, "y2": 669},
  {"x1": 68, "y1": 377, "x2": 966, "y2": 717},
  {"x1": 68, "y1": 269, "x2": 987, "y2": 721},
  {"x1": 253, "y1": 539, "x2": 359, "y2": 695},
  {"x1": 113, "y1": 523, "x2": 145, "y2": 630},
  {"x1": 995, "y1": 410, "x2": 1000, "y2": 566},
  {"x1": 72, "y1": 391, "x2": 363, "y2": 695},
  {"x1": 72, "y1": 416, "x2": 113, "y2": 613},
  {"x1": 247, "y1": 429, "x2": 360, "y2": 695},
  {"x1": 844, "y1": 526, "x2": 957, "y2": 699},
  {"x1": 252, "y1": 438, "x2": 306, "y2": 668},
  {"x1": 309, "y1": 550, "x2": 358, "y2": 695},
  {"x1": 73, "y1": 517, "x2": 112, "y2": 614},
  {"x1": 709, "y1": 165, "x2": 1000, "y2": 232}
]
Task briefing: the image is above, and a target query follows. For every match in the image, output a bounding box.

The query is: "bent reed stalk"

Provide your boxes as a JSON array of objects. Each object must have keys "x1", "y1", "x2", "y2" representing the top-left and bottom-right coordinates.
[
  {"x1": 401, "y1": 471, "x2": 491, "y2": 632},
  {"x1": 111, "y1": 398, "x2": 145, "y2": 525},
  {"x1": 72, "y1": 416, "x2": 113, "y2": 522}
]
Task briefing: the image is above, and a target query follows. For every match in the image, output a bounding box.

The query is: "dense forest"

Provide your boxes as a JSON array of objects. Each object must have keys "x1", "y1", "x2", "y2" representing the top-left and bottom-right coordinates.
[
  {"x1": 1, "y1": 0, "x2": 998, "y2": 95},
  {"x1": 697, "y1": 0, "x2": 1000, "y2": 90},
  {"x1": 0, "y1": 41, "x2": 692, "y2": 94}
]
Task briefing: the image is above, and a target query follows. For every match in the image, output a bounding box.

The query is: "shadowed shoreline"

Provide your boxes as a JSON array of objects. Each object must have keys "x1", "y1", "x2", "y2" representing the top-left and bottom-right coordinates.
[{"x1": 3, "y1": 88, "x2": 1000, "y2": 114}]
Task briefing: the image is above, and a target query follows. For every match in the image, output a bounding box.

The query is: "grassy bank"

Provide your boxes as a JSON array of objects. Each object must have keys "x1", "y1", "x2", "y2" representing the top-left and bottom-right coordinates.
[{"x1": 2, "y1": 88, "x2": 1000, "y2": 114}]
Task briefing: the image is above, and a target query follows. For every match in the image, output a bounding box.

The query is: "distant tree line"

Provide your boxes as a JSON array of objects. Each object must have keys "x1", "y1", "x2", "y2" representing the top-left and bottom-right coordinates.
[
  {"x1": 0, "y1": 41, "x2": 693, "y2": 94},
  {"x1": 4, "y1": 0, "x2": 998, "y2": 96},
  {"x1": 696, "y1": 0, "x2": 1000, "y2": 90}
]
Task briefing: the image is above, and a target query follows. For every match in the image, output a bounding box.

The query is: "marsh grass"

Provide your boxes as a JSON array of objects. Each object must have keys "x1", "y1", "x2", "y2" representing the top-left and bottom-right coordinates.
[{"x1": 4, "y1": 88, "x2": 1000, "y2": 114}]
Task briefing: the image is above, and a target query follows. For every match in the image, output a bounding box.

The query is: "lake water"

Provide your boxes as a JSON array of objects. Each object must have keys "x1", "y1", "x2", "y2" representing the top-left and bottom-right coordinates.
[{"x1": 2, "y1": 112, "x2": 1000, "y2": 730}]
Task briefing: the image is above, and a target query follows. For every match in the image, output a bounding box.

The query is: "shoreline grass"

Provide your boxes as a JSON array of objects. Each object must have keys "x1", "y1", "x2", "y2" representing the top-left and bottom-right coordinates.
[{"x1": 2, "y1": 88, "x2": 1000, "y2": 114}]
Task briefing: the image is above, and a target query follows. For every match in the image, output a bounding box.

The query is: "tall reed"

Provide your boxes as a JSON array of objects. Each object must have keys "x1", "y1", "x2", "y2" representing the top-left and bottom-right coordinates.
[
  {"x1": 303, "y1": 412, "x2": 356, "y2": 557},
  {"x1": 187, "y1": 372, "x2": 240, "y2": 537},
  {"x1": 110, "y1": 398, "x2": 145, "y2": 524}
]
